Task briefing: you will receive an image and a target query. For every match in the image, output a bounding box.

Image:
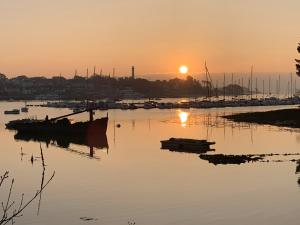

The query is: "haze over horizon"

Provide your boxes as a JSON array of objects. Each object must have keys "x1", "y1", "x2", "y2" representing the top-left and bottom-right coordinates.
[{"x1": 1, "y1": 0, "x2": 300, "y2": 78}]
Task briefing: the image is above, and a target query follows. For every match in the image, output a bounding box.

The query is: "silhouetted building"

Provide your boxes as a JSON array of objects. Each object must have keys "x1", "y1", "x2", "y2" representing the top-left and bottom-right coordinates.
[{"x1": 131, "y1": 66, "x2": 135, "y2": 79}]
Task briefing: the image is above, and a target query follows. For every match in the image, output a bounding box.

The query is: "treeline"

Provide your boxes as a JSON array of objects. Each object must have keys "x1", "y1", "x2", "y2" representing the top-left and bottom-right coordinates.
[{"x1": 0, "y1": 73, "x2": 248, "y2": 100}]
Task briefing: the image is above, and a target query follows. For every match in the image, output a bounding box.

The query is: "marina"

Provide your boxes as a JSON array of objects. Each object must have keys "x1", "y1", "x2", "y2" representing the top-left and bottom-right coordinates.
[{"x1": 28, "y1": 96, "x2": 300, "y2": 111}]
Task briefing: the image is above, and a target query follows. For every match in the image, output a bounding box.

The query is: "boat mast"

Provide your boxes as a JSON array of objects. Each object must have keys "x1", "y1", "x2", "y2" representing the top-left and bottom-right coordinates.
[
  {"x1": 250, "y1": 66, "x2": 253, "y2": 99},
  {"x1": 223, "y1": 73, "x2": 226, "y2": 101},
  {"x1": 276, "y1": 79, "x2": 278, "y2": 97},
  {"x1": 278, "y1": 74, "x2": 281, "y2": 98},
  {"x1": 241, "y1": 77, "x2": 244, "y2": 97},
  {"x1": 86, "y1": 68, "x2": 89, "y2": 107},
  {"x1": 231, "y1": 73, "x2": 234, "y2": 100},
  {"x1": 248, "y1": 78, "x2": 251, "y2": 100},
  {"x1": 263, "y1": 79, "x2": 265, "y2": 99},
  {"x1": 269, "y1": 76, "x2": 271, "y2": 96},
  {"x1": 216, "y1": 80, "x2": 219, "y2": 98},
  {"x1": 295, "y1": 78, "x2": 297, "y2": 95},
  {"x1": 256, "y1": 77, "x2": 258, "y2": 99},
  {"x1": 238, "y1": 78, "x2": 240, "y2": 97},
  {"x1": 205, "y1": 62, "x2": 209, "y2": 99},
  {"x1": 291, "y1": 73, "x2": 293, "y2": 97},
  {"x1": 204, "y1": 62, "x2": 213, "y2": 100}
]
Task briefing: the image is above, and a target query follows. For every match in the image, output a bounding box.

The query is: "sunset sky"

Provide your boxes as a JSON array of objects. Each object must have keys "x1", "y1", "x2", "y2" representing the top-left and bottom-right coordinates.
[{"x1": 1, "y1": 0, "x2": 300, "y2": 78}]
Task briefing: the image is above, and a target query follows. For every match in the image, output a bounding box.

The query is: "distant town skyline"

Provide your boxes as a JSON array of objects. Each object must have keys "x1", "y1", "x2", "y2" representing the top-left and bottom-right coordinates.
[{"x1": 1, "y1": 0, "x2": 300, "y2": 77}]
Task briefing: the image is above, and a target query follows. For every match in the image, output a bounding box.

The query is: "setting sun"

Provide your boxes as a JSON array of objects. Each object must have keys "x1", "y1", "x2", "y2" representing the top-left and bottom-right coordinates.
[{"x1": 179, "y1": 65, "x2": 188, "y2": 74}]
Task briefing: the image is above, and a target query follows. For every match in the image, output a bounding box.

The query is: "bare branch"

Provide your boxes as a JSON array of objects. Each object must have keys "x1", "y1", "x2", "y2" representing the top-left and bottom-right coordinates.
[
  {"x1": 37, "y1": 144, "x2": 46, "y2": 215},
  {"x1": 0, "y1": 172, "x2": 9, "y2": 187},
  {"x1": 0, "y1": 145, "x2": 55, "y2": 225},
  {"x1": 0, "y1": 172, "x2": 55, "y2": 225}
]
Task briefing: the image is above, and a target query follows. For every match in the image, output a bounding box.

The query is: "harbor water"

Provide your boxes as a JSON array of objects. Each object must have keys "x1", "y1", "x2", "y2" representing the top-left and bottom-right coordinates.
[{"x1": 0, "y1": 101, "x2": 300, "y2": 225}]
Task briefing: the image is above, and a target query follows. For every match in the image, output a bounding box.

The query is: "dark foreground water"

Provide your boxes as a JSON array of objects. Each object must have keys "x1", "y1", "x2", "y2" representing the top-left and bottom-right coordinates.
[{"x1": 0, "y1": 102, "x2": 300, "y2": 225}]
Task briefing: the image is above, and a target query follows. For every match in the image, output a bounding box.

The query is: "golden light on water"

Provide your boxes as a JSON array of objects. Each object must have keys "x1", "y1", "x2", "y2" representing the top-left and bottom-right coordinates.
[
  {"x1": 179, "y1": 65, "x2": 188, "y2": 74},
  {"x1": 178, "y1": 110, "x2": 189, "y2": 127}
]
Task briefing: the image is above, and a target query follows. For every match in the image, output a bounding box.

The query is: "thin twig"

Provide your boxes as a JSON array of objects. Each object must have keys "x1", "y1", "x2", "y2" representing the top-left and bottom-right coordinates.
[
  {"x1": 0, "y1": 172, "x2": 55, "y2": 225},
  {"x1": 0, "y1": 172, "x2": 9, "y2": 187},
  {"x1": 37, "y1": 144, "x2": 46, "y2": 215},
  {"x1": 0, "y1": 144, "x2": 55, "y2": 225}
]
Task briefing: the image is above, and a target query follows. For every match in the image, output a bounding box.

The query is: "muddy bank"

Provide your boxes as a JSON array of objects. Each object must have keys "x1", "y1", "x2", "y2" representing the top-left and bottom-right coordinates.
[
  {"x1": 200, "y1": 153, "x2": 300, "y2": 165},
  {"x1": 223, "y1": 108, "x2": 300, "y2": 128},
  {"x1": 200, "y1": 154, "x2": 264, "y2": 165}
]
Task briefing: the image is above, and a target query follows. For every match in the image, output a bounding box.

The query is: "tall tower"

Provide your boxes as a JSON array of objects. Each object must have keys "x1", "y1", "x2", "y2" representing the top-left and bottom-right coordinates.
[{"x1": 131, "y1": 66, "x2": 135, "y2": 79}]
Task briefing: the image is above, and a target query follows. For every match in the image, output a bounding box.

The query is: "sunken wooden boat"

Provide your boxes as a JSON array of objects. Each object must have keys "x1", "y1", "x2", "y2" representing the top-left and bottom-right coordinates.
[
  {"x1": 5, "y1": 109, "x2": 108, "y2": 136},
  {"x1": 161, "y1": 138, "x2": 215, "y2": 153}
]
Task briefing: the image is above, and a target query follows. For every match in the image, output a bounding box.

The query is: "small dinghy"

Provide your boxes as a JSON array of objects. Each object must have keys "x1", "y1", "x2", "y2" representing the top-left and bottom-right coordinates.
[{"x1": 4, "y1": 109, "x2": 20, "y2": 115}]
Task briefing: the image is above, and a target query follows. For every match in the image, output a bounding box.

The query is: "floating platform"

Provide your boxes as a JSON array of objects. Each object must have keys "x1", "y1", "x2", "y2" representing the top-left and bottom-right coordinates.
[{"x1": 161, "y1": 138, "x2": 215, "y2": 153}]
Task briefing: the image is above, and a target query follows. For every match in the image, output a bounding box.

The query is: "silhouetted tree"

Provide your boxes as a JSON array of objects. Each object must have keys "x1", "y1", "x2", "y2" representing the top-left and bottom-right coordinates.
[{"x1": 296, "y1": 43, "x2": 300, "y2": 77}]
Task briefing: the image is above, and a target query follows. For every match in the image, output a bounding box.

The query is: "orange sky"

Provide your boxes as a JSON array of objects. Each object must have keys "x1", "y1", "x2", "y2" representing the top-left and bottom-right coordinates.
[{"x1": 0, "y1": 0, "x2": 300, "y2": 77}]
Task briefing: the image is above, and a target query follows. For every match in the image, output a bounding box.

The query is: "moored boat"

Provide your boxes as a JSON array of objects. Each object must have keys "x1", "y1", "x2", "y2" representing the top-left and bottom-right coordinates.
[
  {"x1": 4, "y1": 109, "x2": 20, "y2": 115},
  {"x1": 21, "y1": 107, "x2": 29, "y2": 112}
]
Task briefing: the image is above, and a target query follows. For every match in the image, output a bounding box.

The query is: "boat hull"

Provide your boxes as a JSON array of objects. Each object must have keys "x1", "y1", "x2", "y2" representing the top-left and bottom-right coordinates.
[{"x1": 6, "y1": 117, "x2": 108, "y2": 136}]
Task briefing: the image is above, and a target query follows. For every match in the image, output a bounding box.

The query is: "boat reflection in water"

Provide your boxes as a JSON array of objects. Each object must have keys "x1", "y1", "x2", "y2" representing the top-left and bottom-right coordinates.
[
  {"x1": 14, "y1": 131, "x2": 108, "y2": 158},
  {"x1": 7, "y1": 109, "x2": 109, "y2": 158}
]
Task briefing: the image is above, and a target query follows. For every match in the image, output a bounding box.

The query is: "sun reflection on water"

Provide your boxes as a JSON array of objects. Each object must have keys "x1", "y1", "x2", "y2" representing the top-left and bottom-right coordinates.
[{"x1": 178, "y1": 110, "x2": 189, "y2": 127}]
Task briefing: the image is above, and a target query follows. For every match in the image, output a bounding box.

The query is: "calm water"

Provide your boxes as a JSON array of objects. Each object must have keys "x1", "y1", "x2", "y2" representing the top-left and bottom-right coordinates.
[{"x1": 1, "y1": 101, "x2": 300, "y2": 225}]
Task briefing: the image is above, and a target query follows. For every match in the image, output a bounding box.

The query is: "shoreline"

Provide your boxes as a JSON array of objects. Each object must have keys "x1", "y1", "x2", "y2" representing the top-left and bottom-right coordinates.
[{"x1": 224, "y1": 107, "x2": 300, "y2": 129}]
